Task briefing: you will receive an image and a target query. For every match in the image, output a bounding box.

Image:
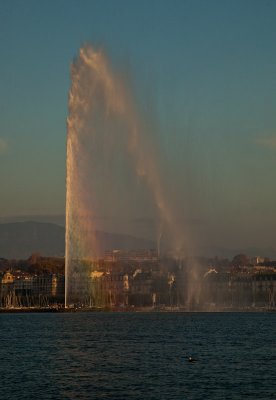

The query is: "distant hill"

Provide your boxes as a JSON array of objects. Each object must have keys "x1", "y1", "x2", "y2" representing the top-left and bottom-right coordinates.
[
  {"x1": 1, "y1": 220, "x2": 275, "y2": 260},
  {"x1": 0, "y1": 214, "x2": 65, "y2": 226},
  {"x1": 0, "y1": 221, "x2": 155, "y2": 259},
  {"x1": 0, "y1": 222, "x2": 64, "y2": 259}
]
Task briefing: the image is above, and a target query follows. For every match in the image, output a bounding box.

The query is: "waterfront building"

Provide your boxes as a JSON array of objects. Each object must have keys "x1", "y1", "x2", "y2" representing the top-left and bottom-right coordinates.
[
  {"x1": 0, "y1": 271, "x2": 65, "y2": 308},
  {"x1": 202, "y1": 268, "x2": 276, "y2": 310}
]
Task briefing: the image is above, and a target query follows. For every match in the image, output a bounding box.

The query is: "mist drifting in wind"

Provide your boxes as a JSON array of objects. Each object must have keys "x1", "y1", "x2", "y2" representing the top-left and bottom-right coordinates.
[{"x1": 65, "y1": 45, "x2": 195, "y2": 303}]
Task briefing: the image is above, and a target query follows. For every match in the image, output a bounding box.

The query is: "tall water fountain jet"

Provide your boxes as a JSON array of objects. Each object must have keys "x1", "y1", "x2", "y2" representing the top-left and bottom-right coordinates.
[{"x1": 65, "y1": 45, "x2": 190, "y2": 307}]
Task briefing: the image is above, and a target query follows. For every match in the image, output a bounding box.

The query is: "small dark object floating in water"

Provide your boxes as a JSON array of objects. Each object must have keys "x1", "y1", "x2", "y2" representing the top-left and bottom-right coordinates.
[{"x1": 188, "y1": 356, "x2": 197, "y2": 362}]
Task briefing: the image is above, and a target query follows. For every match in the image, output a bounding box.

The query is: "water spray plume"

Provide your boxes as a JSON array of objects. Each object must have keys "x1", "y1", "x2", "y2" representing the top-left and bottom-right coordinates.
[{"x1": 65, "y1": 45, "x2": 190, "y2": 306}]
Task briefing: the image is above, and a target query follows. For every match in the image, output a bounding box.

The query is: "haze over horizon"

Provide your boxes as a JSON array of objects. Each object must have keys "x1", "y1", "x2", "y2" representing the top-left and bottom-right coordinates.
[{"x1": 1, "y1": 1, "x2": 276, "y2": 253}]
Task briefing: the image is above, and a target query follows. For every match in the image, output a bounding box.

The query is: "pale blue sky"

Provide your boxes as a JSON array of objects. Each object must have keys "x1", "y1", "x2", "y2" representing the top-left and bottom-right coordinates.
[{"x1": 1, "y1": 0, "x2": 276, "y2": 250}]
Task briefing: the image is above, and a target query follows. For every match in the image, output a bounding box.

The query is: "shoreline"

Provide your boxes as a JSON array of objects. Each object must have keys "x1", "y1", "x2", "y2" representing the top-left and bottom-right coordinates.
[{"x1": 0, "y1": 307, "x2": 275, "y2": 314}]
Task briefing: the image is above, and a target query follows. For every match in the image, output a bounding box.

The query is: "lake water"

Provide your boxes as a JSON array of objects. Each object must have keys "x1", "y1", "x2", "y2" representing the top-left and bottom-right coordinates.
[{"x1": 0, "y1": 312, "x2": 275, "y2": 399}]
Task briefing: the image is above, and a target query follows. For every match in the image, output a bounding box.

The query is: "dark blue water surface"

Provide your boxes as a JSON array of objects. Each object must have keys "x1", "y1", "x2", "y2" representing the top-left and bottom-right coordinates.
[{"x1": 0, "y1": 312, "x2": 275, "y2": 399}]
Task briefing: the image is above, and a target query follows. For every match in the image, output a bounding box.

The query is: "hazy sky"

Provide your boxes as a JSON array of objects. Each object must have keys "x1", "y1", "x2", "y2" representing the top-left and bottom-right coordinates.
[{"x1": 1, "y1": 0, "x2": 276, "y2": 251}]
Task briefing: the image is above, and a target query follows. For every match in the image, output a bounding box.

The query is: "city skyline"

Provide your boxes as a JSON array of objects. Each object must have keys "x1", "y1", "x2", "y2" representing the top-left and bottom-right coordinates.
[{"x1": 1, "y1": 0, "x2": 276, "y2": 252}]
